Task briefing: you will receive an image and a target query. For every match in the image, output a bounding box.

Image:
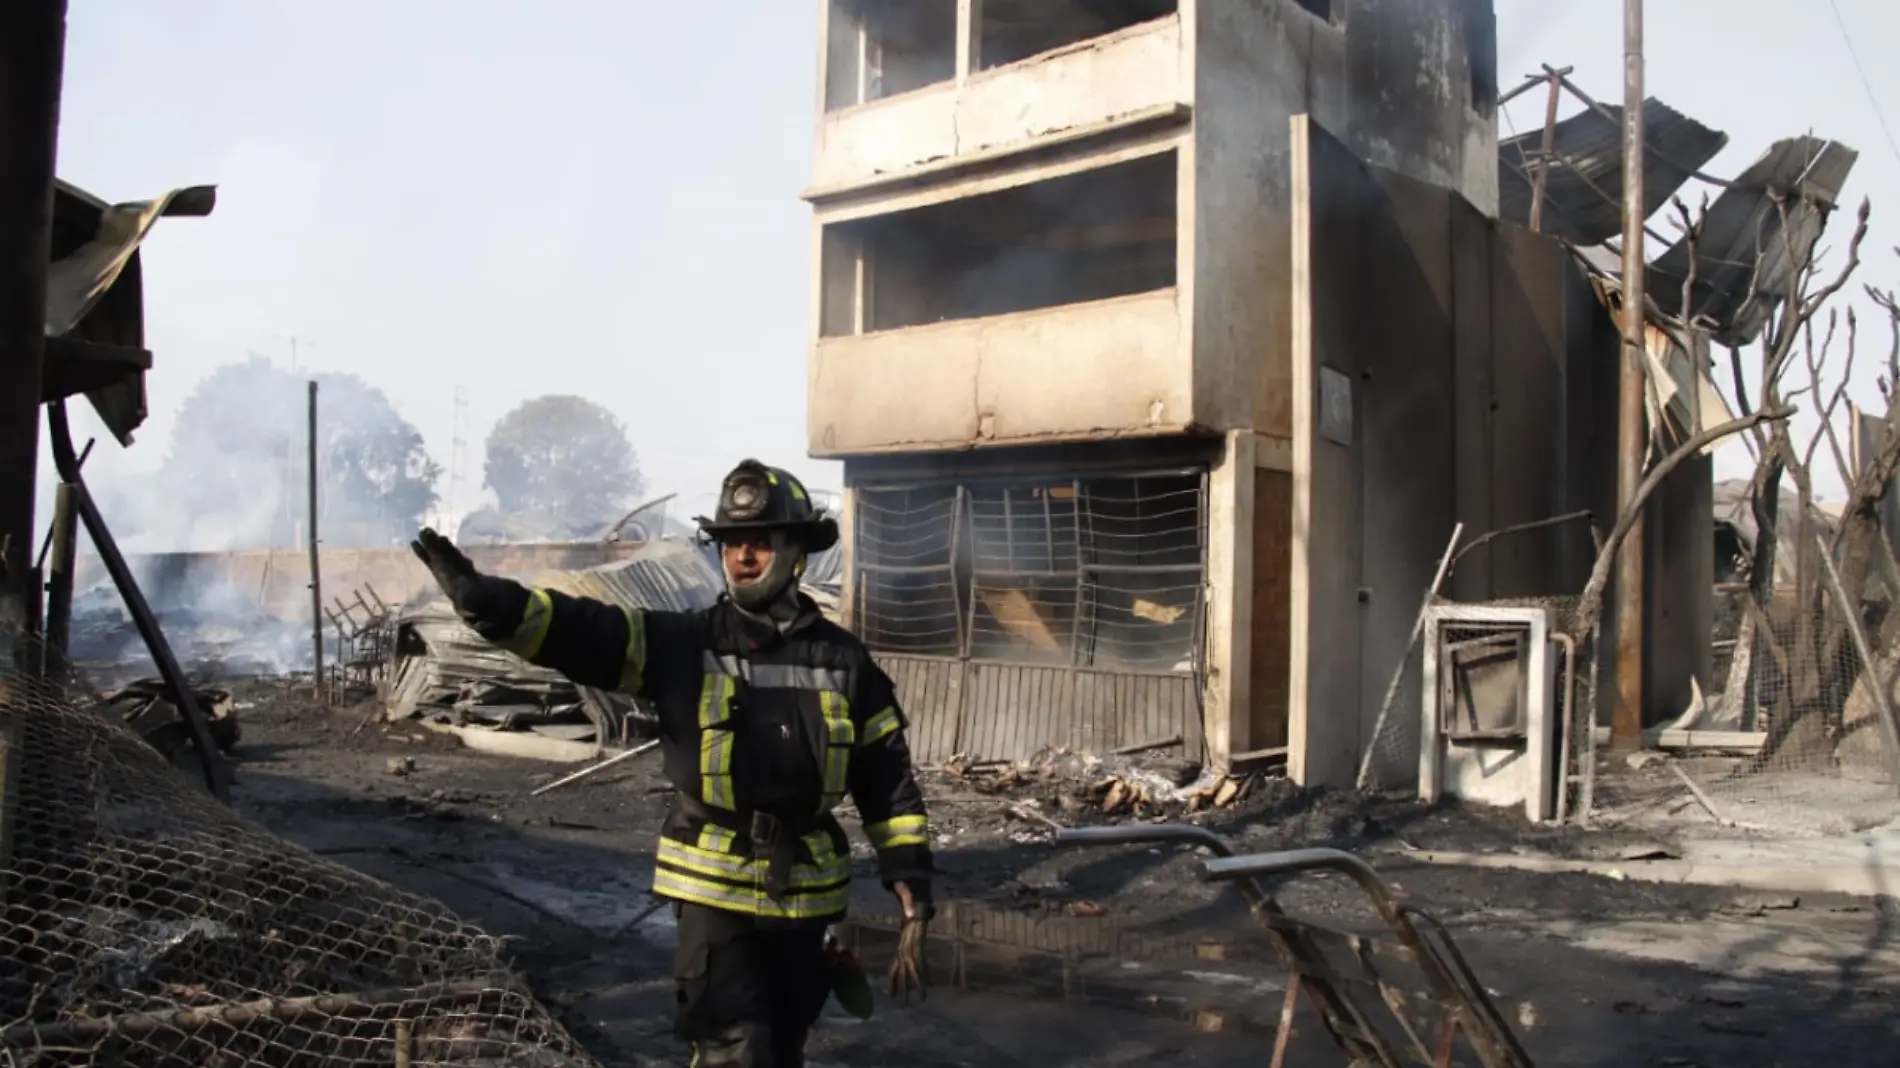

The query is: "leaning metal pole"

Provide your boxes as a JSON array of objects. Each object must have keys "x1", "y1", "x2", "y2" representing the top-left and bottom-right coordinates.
[
  {"x1": 307, "y1": 379, "x2": 324, "y2": 701},
  {"x1": 1611, "y1": 0, "x2": 1648, "y2": 748},
  {"x1": 47, "y1": 399, "x2": 230, "y2": 801}
]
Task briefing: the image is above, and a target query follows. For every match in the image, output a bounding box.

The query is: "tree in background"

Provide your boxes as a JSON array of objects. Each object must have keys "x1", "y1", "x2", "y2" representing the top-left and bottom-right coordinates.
[
  {"x1": 483, "y1": 394, "x2": 644, "y2": 536},
  {"x1": 156, "y1": 355, "x2": 441, "y2": 548}
]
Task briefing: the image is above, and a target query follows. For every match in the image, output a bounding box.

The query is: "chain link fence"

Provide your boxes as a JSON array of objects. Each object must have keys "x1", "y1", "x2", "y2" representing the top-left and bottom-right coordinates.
[
  {"x1": 0, "y1": 627, "x2": 598, "y2": 1068},
  {"x1": 1678, "y1": 561, "x2": 1900, "y2": 836}
]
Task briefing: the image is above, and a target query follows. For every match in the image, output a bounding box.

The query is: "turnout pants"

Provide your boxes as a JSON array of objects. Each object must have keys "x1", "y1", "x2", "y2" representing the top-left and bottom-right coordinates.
[{"x1": 674, "y1": 902, "x2": 830, "y2": 1068}]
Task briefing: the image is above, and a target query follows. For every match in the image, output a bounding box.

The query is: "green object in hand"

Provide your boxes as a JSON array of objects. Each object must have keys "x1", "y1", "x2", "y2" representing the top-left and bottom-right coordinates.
[{"x1": 826, "y1": 939, "x2": 875, "y2": 1020}]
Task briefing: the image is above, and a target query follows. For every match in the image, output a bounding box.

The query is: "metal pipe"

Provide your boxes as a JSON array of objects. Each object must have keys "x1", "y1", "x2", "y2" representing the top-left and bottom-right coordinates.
[
  {"x1": 1057, "y1": 826, "x2": 1401, "y2": 1066},
  {"x1": 0, "y1": 0, "x2": 67, "y2": 648},
  {"x1": 1528, "y1": 67, "x2": 1570, "y2": 232},
  {"x1": 33, "y1": 436, "x2": 88, "y2": 573},
  {"x1": 1611, "y1": 0, "x2": 1648, "y2": 749},
  {"x1": 308, "y1": 380, "x2": 324, "y2": 700},
  {"x1": 1549, "y1": 631, "x2": 1578, "y2": 823},
  {"x1": 527, "y1": 738, "x2": 661, "y2": 797},
  {"x1": 47, "y1": 400, "x2": 229, "y2": 801},
  {"x1": 42, "y1": 481, "x2": 75, "y2": 677},
  {"x1": 1052, "y1": 823, "x2": 1235, "y2": 857},
  {"x1": 1200, "y1": 850, "x2": 1533, "y2": 1068}
]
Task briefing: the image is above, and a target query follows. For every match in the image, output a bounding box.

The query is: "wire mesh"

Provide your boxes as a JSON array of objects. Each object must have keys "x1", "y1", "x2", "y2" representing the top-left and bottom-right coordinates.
[
  {"x1": 1357, "y1": 596, "x2": 1582, "y2": 799},
  {"x1": 855, "y1": 469, "x2": 1207, "y2": 673},
  {"x1": 0, "y1": 626, "x2": 597, "y2": 1068},
  {"x1": 1665, "y1": 574, "x2": 1900, "y2": 836}
]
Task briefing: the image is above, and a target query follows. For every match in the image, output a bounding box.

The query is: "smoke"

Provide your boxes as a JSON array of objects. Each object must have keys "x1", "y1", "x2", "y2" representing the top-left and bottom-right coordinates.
[
  {"x1": 68, "y1": 559, "x2": 329, "y2": 680},
  {"x1": 82, "y1": 354, "x2": 442, "y2": 557},
  {"x1": 61, "y1": 355, "x2": 440, "y2": 680}
]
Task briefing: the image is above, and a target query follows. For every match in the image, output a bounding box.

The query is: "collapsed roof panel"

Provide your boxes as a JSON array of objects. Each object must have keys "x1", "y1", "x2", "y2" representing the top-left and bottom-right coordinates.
[
  {"x1": 46, "y1": 179, "x2": 218, "y2": 445},
  {"x1": 1647, "y1": 136, "x2": 1858, "y2": 348},
  {"x1": 1498, "y1": 97, "x2": 1728, "y2": 246},
  {"x1": 386, "y1": 540, "x2": 847, "y2": 744}
]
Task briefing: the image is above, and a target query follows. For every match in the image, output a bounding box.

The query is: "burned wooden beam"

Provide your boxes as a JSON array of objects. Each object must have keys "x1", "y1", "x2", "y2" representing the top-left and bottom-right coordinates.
[{"x1": 39, "y1": 335, "x2": 151, "y2": 402}]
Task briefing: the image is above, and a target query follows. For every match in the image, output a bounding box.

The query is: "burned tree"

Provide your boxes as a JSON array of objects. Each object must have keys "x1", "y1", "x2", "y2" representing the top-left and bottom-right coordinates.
[{"x1": 1685, "y1": 184, "x2": 1900, "y2": 785}]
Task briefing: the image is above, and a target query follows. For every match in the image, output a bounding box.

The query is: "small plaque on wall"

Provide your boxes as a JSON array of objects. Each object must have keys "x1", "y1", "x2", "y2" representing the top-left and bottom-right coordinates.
[{"x1": 1318, "y1": 365, "x2": 1353, "y2": 447}]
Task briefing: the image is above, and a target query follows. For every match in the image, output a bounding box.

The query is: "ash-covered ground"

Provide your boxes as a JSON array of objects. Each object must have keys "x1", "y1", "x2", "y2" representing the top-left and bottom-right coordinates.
[{"x1": 211, "y1": 680, "x2": 1900, "y2": 1067}]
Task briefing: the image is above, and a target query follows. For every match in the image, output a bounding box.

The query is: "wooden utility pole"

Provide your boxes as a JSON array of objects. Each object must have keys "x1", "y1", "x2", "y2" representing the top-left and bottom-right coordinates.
[
  {"x1": 1611, "y1": 0, "x2": 1648, "y2": 747},
  {"x1": 307, "y1": 380, "x2": 324, "y2": 700},
  {"x1": 0, "y1": 0, "x2": 67, "y2": 653}
]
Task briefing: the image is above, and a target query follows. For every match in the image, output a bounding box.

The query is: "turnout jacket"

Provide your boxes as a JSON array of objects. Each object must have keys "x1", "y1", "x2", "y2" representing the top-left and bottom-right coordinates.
[{"x1": 490, "y1": 582, "x2": 933, "y2": 926}]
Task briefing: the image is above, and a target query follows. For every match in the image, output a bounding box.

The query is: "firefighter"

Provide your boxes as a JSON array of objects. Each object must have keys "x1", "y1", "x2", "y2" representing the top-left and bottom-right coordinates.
[{"x1": 409, "y1": 459, "x2": 933, "y2": 1068}]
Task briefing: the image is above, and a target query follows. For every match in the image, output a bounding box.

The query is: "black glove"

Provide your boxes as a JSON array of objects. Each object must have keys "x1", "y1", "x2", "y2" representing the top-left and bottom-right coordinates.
[{"x1": 409, "y1": 527, "x2": 530, "y2": 641}]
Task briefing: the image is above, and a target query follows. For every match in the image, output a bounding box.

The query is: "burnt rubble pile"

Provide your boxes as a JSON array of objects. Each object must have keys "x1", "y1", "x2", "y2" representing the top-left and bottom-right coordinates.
[
  {"x1": 98, "y1": 676, "x2": 242, "y2": 765},
  {"x1": 68, "y1": 585, "x2": 313, "y2": 681},
  {"x1": 939, "y1": 745, "x2": 1276, "y2": 824}
]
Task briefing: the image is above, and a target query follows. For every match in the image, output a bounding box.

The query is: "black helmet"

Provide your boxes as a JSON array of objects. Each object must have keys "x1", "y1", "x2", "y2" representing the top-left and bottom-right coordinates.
[{"x1": 696, "y1": 459, "x2": 839, "y2": 553}]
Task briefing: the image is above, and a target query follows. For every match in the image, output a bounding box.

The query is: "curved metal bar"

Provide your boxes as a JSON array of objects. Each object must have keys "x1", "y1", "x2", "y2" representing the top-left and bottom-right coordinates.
[
  {"x1": 46, "y1": 399, "x2": 229, "y2": 801},
  {"x1": 1400, "y1": 905, "x2": 1536, "y2": 1067},
  {"x1": 1059, "y1": 826, "x2": 1402, "y2": 1067},
  {"x1": 1200, "y1": 847, "x2": 1532, "y2": 1068},
  {"x1": 1200, "y1": 848, "x2": 1397, "y2": 913},
  {"x1": 1053, "y1": 823, "x2": 1236, "y2": 857}
]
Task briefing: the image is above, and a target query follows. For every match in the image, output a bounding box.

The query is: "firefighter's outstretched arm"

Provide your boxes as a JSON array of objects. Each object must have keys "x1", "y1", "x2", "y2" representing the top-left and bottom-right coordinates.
[
  {"x1": 845, "y1": 657, "x2": 934, "y2": 894},
  {"x1": 410, "y1": 527, "x2": 685, "y2": 696}
]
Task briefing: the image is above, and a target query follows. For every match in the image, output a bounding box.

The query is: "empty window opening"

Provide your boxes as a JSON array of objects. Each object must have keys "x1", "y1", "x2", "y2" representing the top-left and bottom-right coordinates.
[
  {"x1": 856, "y1": 469, "x2": 1205, "y2": 672},
  {"x1": 825, "y1": 0, "x2": 958, "y2": 110},
  {"x1": 978, "y1": 0, "x2": 1178, "y2": 71},
  {"x1": 819, "y1": 151, "x2": 1178, "y2": 337},
  {"x1": 1437, "y1": 624, "x2": 1532, "y2": 745},
  {"x1": 1290, "y1": 0, "x2": 1332, "y2": 21}
]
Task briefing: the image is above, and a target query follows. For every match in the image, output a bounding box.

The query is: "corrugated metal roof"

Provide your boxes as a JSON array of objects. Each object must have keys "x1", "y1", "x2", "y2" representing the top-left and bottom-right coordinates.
[
  {"x1": 1498, "y1": 98, "x2": 1728, "y2": 246},
  {"x1": 388, "y1": 540, "x2": 845, "y2": 736},
  {"x1": 532, "y1": 540, "x2": 726, "y2": 611},
  {"x1": 1647, "y1": 136, "x2": 1859, "y2": 347}
]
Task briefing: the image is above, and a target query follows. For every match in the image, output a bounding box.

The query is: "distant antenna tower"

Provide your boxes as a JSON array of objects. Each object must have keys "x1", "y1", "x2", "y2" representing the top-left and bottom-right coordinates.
[{"x1": 447, "y1": 387, "x2": 469, "y2": 526}]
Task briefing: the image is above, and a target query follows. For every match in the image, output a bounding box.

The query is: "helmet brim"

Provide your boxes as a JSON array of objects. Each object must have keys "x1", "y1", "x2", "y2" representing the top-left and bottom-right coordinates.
[{"x1": 696, "y1": 516, "x2": 839, "y2": 553}]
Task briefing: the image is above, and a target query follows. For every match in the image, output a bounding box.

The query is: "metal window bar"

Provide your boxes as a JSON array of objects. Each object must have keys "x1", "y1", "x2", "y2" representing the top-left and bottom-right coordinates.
[
  {"x1": 857, "y1": 467, "x2": 1210, "y2": 670},
  {"x1": 855, "y1": 486, "x2": 963, "y2": 657}
]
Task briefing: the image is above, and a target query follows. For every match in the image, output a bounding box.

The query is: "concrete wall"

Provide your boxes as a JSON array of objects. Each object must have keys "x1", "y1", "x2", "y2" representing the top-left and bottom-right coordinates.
[
  {"x1": 809, "y1": 288, "x2": 1190, "y2": 456},
  {"x1": 811, "y1": 13, "x2": 1190, "y2": 194},
  {"x1": 1286, "y1": 115, "x2": 1619, "y2": 788},
  {"x1": 1191, "y1": 0, "x2": 1499, "y2": 440},
  {"x1": 808, "y1": 0, "x2": 1497, "y2": 458},
  {"x1": 74, "y1": 542, "x2": 654, "y2": 621}
]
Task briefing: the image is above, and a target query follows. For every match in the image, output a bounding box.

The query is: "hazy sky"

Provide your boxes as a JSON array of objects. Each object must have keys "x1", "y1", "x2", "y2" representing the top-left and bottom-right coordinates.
[{"x1": 40, "y1": 0, "x2": 1900, "y2": 541}]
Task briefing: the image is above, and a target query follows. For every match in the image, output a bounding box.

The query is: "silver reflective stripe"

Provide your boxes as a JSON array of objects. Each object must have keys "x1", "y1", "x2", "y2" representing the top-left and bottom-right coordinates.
[{"x1": 698, "y1": 651, "x2": 852, "y2": 693}]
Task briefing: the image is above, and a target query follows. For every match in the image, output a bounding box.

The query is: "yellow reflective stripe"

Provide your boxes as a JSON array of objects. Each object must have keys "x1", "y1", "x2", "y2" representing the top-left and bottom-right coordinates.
[
  {"x1": 697, "y1": 825, "x2": 736, "y2": 854},
  {"x1": 817, "y1": 690, "x2": 854, "y2": 812},
  {"x1": 658, "y1": 834, "x2": 847, "y2": 887},
  {"x1": 617, "y1": 606, "x2": 648, "y2": 692},
  {"x1": 652, "y1": 836, "x2": 853, "y2": 920},
  {"x1": 866, "y1": 814, "x2": 929, "y2": 850},
  {"x1": 858, "y1": 706, "x2": 902, "y2": 748},
  {"x1": 698, "y1": 673, "x2": 736, "y2": 810},
  {"x1": 502, "y1": 588, "x2": 554, "y2": 659},
  {"x1": 652, "y1": 867, "x2": 851, "y2": 919}
]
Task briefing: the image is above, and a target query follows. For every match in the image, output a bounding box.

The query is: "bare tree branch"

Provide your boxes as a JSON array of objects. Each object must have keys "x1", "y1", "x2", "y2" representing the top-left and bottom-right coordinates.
[{"x1": 1575, "y1": 406, "x2": 1798, "y2": 637}]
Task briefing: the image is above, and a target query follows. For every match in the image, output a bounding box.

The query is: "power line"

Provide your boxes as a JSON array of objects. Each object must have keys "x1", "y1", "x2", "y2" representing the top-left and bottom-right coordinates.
[{"x1": 1828, "y1": 0, "x2": 1900, "y2": 166}]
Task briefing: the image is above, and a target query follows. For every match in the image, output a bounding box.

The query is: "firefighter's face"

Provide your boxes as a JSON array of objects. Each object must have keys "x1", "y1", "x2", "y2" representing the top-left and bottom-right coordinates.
[{"x1": 721, "y1": 531, "x2": 774, "y2": 586}]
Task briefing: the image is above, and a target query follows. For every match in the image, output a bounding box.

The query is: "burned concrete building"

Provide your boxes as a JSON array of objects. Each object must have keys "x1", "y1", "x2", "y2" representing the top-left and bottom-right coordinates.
[{"x1": 805, "y1": 0, "x2": 1694, "y2": 790}]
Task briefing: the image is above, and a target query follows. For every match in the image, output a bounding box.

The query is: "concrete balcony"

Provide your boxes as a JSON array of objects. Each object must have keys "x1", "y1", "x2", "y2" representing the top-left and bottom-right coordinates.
[
  {"x1": 809, "y1": 288, "x2": 1190, "y2": 456},
  {"x1": 811, "y1": 14, "x2": 1188, "y2": 196}
]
